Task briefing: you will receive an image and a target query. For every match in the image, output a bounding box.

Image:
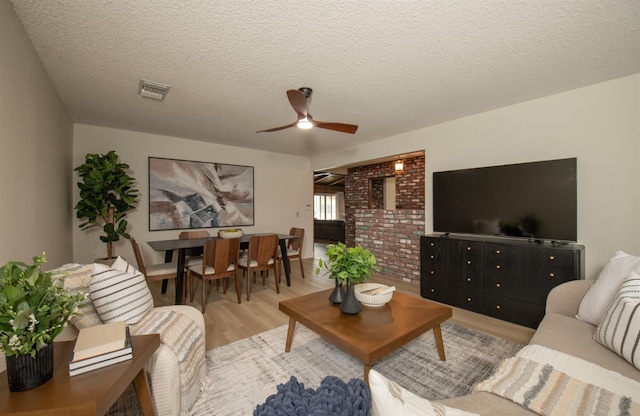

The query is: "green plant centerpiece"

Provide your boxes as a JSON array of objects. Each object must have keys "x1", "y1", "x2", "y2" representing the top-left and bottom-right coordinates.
[
  {"x1": 0, "y1": 254, "x2": 84, "y2": 391},
  {"x1": 74, "y1": 150, "x2": 139, "y2": 260},
  {"x1": 316, "y1": 243, "x2": 380, "y2": 314}
]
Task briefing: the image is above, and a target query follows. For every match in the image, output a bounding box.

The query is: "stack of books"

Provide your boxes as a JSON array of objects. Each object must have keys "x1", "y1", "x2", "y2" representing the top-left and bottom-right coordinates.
[{"x1": 69, "y1": 321, "x2": 133, "y2": 376}]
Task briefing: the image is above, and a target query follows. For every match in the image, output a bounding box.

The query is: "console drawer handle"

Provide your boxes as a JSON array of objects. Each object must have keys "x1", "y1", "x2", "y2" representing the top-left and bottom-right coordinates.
[
  {"x1": 467, "y1": 297, "x2": 472, "y2": 302},
  {"x1": 496, "y1": 265, "x2": 501, "y2": 269},
  {"x1": 496, "y1": 283, "x2": 501, "y2": 288},
  {"x1": 466, "y1": 246, "x2": 471, "y2": 251},
  {"x1": 430, "y1": 255, "x2": 434, "y2": 259},
  {"x1": 549, "y1": 255, "x2": 555, "y2": 260},
  {"x1": 496, "y1": 305, "x2": 501, "y2": 309},
  {"x1": 549, "y1": 273, "x2": 555, "y2": 278},
  {"x1": 430, "y1": 270, "x2": 435, "y2": 275},
  {"x1": 496, "y1": 250, "x2": 501, "y2": 254},
  {"x1": 467, "y1": 277, "x2": 472, "y2": 282}
]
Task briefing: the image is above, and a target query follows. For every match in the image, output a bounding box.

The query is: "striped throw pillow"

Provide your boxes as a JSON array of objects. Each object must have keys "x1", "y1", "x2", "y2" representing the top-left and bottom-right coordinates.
[
  {"x1": 594, "y1": 272, "x2": 640, "y2": 370},
  {"x1": 90, "y1": 262, "x2": 154, "y2": 325}
]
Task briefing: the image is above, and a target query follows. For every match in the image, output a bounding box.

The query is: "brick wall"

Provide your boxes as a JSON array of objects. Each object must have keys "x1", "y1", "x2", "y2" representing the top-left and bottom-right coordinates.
[
  {"x1": 355, "y1": 209, "x2": 425, "y2": 283},
  {"x1": 343, "y1": 155, "x2": 425, "y2": 283},
  {"x1": 345, "y1": 155, "x2": 425, "y2": 246}
]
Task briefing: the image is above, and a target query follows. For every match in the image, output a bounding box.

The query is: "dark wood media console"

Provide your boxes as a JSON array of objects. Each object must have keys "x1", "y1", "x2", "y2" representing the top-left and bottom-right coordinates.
[{"x1": 420, "y1": 234, "x2": 584, "y2": 328}]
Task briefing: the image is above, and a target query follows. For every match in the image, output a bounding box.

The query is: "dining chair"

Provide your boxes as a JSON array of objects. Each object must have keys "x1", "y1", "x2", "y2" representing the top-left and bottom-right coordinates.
[
  {"x1": 130, "y1": 237, "x2": 185, "y2": 303},
  {"x1": 187, "y1": 238, "x2": 241, "y2": 311},
  {"x1": 179, "y1": 230, "x2": 210, "y2": 239},
  {"x1": 277, "y1": 227, "x2": 305, "y2": 281},
  {"x1": 178, "y1": 230, "x2": 210, "y2": 295},
  {"x1": 237, "y1": 234, "x2": 280, "y2": 301}
]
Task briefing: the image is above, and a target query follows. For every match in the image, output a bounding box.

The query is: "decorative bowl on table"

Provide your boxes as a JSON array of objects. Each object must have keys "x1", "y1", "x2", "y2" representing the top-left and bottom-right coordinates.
[
  {"x1": 218, "y1": 229, "x2": 243, "y2": 239},
  {"x1": 354, "y1": 283, "x2": 393, "y2": 307}
]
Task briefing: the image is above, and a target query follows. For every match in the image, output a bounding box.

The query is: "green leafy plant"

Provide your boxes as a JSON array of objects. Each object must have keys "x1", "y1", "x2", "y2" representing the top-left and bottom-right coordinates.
[
  {"x1": 74, "y1": 150, "x2": 139, "y2": 259},
  {"x1": 316, "y1": 242, "x2": 380, "y2": 284},
  {"x1": 0, "y1": 254, "x2": 84, "y2": 357}
]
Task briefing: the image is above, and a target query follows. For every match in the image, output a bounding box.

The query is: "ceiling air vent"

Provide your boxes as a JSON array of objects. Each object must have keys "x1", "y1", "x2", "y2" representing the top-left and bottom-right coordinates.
[{"x1": 139, "y1": 79, "x2": 170, "y2": 100}]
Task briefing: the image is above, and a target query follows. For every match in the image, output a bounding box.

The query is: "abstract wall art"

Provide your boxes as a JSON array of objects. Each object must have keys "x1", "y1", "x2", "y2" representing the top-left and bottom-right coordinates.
[{"x1": 148, "y1": 157, "x2": 254, "y2": 231}]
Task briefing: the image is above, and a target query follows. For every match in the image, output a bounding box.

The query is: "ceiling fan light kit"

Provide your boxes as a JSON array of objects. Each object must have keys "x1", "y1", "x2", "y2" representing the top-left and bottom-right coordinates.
[
  {"x1": 297, "y1": 118, "x2": 314, "y2": 129},
  {"x1": 257, "y1": 87, "x2": 358, "y2": 134}
]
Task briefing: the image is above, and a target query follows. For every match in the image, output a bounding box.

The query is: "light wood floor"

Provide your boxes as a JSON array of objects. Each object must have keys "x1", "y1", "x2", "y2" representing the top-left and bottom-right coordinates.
[{"x1": 148, "y1": 242, "x2": 534, "y2": 350}]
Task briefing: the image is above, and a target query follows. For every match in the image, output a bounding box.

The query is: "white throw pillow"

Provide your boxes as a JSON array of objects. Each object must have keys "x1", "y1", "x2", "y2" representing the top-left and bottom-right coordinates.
[
  {"x1": 90, "y1": 262, "x2": 154, "y2": 325},
  {"x1": 369, "y1": 369, "x2": 477, "y2": 416},
  {"x1": 577, "y1": 251, "x2": 640, "y2": 325},
  {"x1": 111, "y1": 255, "x2": 140, "y2": 274},
  {"x1": 50, "y1": 263, "x2": 103, "y2": 329},
  {"x1": 594, "y1": 272, "x2": 640, "y2": 370}
]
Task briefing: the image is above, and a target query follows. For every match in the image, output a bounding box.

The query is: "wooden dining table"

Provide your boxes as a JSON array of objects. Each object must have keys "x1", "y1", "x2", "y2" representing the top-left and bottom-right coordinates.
[{"x1": 147, "y1": 233, "x2": 297, "y2": 305}]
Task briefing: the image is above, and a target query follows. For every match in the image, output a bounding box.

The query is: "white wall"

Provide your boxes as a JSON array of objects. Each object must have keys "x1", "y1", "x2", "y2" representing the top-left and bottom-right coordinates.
[
  {"x1": 0, "y1": 2, "x2": 74, "y2": 266},
  {"x1": 73, "y1": 125, "x2": 314, "y2": 265},
  {"x1": 312, "y1": 74, "x2": 640, "y2": 280}
]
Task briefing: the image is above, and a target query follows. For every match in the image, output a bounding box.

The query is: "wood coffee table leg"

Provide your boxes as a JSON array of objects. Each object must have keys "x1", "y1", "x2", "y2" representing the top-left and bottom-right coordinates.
[
  {"x1": 285, "y1": 317, "x2": 297, "y2": 352},
  {"x1": 133, "y1": 368, "x2": 156, "y2": 416},
  {"x1": 364, "y1": 363, "x2": 371, "y2": 385},
  {"x1": 433, "y1": 324, "x2": 446, "y2": 361}
]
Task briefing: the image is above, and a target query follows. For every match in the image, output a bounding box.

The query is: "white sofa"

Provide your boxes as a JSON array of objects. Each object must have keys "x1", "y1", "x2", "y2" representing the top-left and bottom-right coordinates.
[
  {"x1": 370, "y1": 251, "x2": 640, "y2": 416},
  {"x1": 0, "y1": 262, "x2": 207, "y2": 416},
  {"x1": 56, "y1": 304, "x2": 206, "y2": 416}
]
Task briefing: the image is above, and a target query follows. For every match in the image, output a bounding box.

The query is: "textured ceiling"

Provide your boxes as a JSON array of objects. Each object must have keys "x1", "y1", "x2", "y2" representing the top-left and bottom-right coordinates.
[{"x1": 11, "y1": 0, "x2": 640, "y2": 157}]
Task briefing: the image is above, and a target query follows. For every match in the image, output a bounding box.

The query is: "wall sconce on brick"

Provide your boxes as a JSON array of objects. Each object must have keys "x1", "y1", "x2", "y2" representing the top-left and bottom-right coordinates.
[{"x1": 395, "y1": 160, "x2": 404, "y2": 173}]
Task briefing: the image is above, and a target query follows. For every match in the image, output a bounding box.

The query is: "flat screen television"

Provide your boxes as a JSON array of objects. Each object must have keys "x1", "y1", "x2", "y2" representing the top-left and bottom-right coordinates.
[{"x1": 433, "y1": 158, "x2": 577, "y2": 242}]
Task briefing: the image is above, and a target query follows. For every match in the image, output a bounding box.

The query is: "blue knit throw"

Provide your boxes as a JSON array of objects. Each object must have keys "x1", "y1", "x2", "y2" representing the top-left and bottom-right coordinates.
[{"x1": 254, "y1": 375, "x2": 371, "y2": 416}]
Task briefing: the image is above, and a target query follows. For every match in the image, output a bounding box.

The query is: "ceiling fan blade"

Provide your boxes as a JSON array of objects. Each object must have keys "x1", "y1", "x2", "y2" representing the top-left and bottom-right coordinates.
[
  {"x1": 287, "y1": 89, "x2": 308, "y2": 118},
  {"x1": 315, "y1": 121, "x2": 358, "y2": 134},
  {"x1": 256, "y1": 121, "x2": 298, "y2": 133}
]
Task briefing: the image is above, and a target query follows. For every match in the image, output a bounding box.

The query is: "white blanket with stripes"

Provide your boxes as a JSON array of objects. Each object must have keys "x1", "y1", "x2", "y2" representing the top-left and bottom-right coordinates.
[{"x1": 473, "y1": 345, "x2": 640, "y2": 415}]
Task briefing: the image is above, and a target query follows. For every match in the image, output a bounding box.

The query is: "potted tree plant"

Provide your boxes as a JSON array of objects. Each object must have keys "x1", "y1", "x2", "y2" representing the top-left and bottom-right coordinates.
[
  {"x1": 0, "y1": 254, "x2": 84, "y2": 391},
  {"x1": 316, "y1": 242, "x2": 380, "y2": 314},
  {"x1": 74, "y1": 150, "x2": 139, "y2": 261}
]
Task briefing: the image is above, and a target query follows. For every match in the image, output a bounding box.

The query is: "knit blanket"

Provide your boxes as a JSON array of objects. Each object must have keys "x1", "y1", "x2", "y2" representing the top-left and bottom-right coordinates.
[
  {"x1": 131, "y1": 308, "x2": 205, "y2": 413},
  {"x1": 473, "y1": 345, "x2": 640, "y2": 415},
  {"x1": 254, "y1": 375, "x2": 371, "y2": 416}
]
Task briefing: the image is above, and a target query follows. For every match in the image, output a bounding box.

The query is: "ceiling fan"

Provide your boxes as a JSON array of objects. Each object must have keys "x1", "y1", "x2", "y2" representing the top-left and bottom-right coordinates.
[{"x1": 257, "y1": 87, "x2": 358, "y2": 134}]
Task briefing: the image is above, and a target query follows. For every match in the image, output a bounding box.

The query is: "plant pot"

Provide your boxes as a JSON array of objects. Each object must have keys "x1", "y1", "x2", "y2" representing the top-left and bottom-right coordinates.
[
  {"x1": 6, "y1": 343, "x2": 54, "y2": 392},
  {"x1": 339, "y1": 282, "x2": 362, "y2": 315},
  {"x1": 329, "y1": 279, "x2": 345, "y2": 304}
]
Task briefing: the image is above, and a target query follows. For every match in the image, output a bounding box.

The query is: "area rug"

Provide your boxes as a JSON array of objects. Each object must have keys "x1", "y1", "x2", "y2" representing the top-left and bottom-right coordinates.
[{"x1": 189, "y1": 321, "x2": 523, "y2": 416}]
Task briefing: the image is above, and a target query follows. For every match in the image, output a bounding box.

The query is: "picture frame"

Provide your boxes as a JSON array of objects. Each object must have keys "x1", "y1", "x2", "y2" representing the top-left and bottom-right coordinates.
[{"x1": 148, "y1": 157, "x2": 254, "y2": 231}]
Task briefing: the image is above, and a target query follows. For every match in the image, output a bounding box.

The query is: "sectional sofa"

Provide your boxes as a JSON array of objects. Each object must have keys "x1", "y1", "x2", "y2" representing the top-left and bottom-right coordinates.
[{"x1": 370, "y1": 251, "x2": 640, "y2": 415}]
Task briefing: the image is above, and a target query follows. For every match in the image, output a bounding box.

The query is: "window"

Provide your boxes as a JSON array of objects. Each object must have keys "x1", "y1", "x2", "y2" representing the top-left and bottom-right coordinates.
[{"x1": 314, "y1": 194, "x2": 337, "y2": 220}]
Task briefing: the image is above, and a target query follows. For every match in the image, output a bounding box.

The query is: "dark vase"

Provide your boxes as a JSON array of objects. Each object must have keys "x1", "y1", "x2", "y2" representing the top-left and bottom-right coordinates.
[
  {"x1": 339, "y1": 282, "x2": 362, "y2": 315},
  {"x1": 329, "y1": 279, "x2": 346, "y2": 304},
  {"x1": 6, "y1": 343, "x2": 54, "y2": 392}
]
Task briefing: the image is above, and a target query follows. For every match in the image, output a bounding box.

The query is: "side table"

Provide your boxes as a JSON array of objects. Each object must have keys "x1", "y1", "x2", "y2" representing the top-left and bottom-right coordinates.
[{"x1": 0, "y1": 334, "x2": 160, "y2": 416}]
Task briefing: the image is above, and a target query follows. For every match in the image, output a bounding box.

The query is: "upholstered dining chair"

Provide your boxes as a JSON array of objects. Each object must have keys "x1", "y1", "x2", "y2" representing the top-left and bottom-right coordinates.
[
  {"x1": 187, "y1": 238, "x2": 241, "y2": 311},
  {"x1": 277, "y1": 227, "x2": 305, "y2": 281},
  {"x1": 178, "y1": 230, "x2": 210, "y2": 295},
  {"x1": 237, "y1": 234, "x2": 280, "y2": 301},
  {"x1": 179, "y1": 230, "x2": 210, "y2": 239},
  {"x1": 130, "y1": 237, "x2": 185, "y2": 303}
]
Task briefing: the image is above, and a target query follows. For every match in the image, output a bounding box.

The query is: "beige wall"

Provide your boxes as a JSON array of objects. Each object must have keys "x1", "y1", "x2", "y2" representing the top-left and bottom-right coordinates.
[
  {"x1": 0, "y1": 2, "x2": 74, "y2": 266},
  {"x1": 312, "y1": 74, "x2": 640, "y2": 280},
  {"x1": 72, "y1": 125, "x2": 314, "y2": 265},
  {"x1": 4, "y1": 0, "x2": 639, "y2": 281}
]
